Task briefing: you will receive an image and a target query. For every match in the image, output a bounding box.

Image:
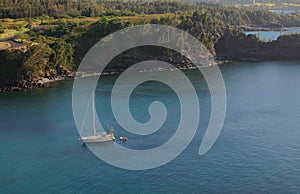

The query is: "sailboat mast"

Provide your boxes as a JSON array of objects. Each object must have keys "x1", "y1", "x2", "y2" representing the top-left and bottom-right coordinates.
[{"x1": 92, "y1": 91, "x2": 96, "y2": 135}]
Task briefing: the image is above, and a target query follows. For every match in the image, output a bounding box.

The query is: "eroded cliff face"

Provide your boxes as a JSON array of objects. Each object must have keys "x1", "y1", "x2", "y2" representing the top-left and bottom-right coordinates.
[{"x1": 215, "y1": 29, "x2": 300, "y2": 61}]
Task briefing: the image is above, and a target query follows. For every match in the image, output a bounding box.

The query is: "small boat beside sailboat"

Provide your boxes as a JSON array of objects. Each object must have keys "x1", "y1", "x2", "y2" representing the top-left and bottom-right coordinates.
[{"x1": 119, "y1": 136, "x2": 128, "y2": 142}]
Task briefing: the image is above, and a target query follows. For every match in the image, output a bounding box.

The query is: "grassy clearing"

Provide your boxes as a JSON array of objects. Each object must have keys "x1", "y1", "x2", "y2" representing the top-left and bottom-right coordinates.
[
  {"x1": 0, "y1": 42, "x2": 11, "y2": 49},
  {"x1": 117, "y1": 13, "x2": 176, "y2": 24},
  {"x1": 0, "y1": 28, "x2": 29, "y2": 39},
  {"x1": 254, "y1": 3, "x2": 276, "y2": 7},
  {"x1": 0, "y1": 14, "x2": 174, "y2": 30},
  {"x1": 0, "y1": 17, "x2": 101, "y2": 41},
  {"x1": 0, "y1": 19, "x2": 31, "y2": 39},
  {"x1": 236, "y1": 2, "x2": 300, "y2": 9},
  {"x1": 282, "y1": 3, "x2": 300, "y2": 7},
  {"x1": 0, "y1": 18, "x2": 27, "y2": 27},
  {"x1": 65, "y1": 17, "x2": 100, "y2": 23}
]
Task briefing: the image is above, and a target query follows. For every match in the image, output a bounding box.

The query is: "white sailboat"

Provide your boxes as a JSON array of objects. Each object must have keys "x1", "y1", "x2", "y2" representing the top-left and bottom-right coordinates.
[{"x1": 79, "y1": 92, "x2": 115, "y2": 143}]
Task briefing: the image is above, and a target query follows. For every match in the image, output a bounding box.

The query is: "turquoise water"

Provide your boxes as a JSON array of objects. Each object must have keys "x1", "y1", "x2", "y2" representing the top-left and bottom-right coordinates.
[
  {"x1": 1, "y1": 61, "x2": 300, "y2": 193},
  {"x1": 245, "y1": 27, "x2": 300, "y2": 41}
]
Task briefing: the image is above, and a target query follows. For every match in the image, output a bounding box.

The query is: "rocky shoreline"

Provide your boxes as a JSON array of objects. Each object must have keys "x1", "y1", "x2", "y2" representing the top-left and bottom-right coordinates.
[
  {"x1": 0, "y1": 74, "x2": 75, "y2": 93},
  {"x1": 1, "y1": 50, "x2": 299, "y2": 93},
  {"x1": 0, "y1": 54, "x2": 206, "y2": 93},
  {"x1": 0, "y1": 65, "x2": 75, "y2": 93},
  {"x1": 1, "y1": 29, "x2": 300, "y2": 93}
]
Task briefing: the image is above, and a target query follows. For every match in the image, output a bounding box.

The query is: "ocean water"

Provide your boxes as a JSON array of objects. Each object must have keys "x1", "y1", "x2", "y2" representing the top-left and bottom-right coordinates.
[
  {"x1": 245, "y1": 27, "x2": 300, "y2": 41},
  {"x1": 1, "y1": 61, "x2": 300, "y2": 193}
]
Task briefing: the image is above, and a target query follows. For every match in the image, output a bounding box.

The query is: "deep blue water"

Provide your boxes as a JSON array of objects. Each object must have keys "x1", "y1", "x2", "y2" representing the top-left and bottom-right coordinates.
[
  {"x1": 245, "y1": 27, "x2": 300, "y2": 41},
  {"x1": 1, "y1": 61, "x2": 300, "y2": 193}
]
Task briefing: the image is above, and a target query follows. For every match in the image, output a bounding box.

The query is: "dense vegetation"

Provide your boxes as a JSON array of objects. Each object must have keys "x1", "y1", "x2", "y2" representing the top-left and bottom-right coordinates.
[
  {"x1": 0, "y1": 49, "x2": 23, "y2": 87},
  {"x1": 1, "y1": 0, "x2": 300, "y2": 21},
  {"x1": 0, "y1": 0, "x2": 199, "y2": 18}
]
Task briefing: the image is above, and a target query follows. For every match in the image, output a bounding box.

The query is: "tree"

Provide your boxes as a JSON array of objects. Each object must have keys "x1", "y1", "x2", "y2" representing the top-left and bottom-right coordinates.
[
  {"x1": 51, "y1": 39, "x2": 74, "y2": 70},
  {"x1": 23, "y1": 43, "x2": 52, "y2": 80}
]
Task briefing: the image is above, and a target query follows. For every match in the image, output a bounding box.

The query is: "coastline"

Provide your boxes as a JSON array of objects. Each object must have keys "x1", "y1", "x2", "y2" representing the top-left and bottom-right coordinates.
[
  {"x1": 1, "y1": 27, "x2": 300, "y2": 93},
  {"x1": 0, "y1": 73, "x2": 74, "y2": 93},
  {"x1": 1, "y1": 57, "x2": 299, "y2": 93}
]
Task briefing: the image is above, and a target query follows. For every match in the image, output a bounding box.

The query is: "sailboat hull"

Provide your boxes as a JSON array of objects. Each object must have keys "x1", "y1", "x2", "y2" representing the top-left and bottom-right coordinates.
[{"x1": 80, "y1": 134, "x2": 115, "y2": 143}]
